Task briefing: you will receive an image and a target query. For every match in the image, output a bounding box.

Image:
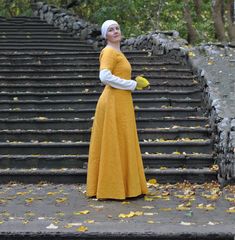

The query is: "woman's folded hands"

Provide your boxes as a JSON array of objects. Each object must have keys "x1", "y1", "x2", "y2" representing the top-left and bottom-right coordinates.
[{"x1": 135, "y1": 76, "x2": 150, "y2": 90}]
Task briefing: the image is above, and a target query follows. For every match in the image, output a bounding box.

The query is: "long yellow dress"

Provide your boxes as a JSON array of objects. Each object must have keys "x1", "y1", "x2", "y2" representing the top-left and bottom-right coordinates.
[{"x1": 86, "y1": 47, "x2": 148, "y2": 200}]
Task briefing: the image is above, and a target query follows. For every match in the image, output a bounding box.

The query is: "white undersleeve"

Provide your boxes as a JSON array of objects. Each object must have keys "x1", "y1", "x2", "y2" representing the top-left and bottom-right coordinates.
[{"x1": 99, "y1": 69, "x2": 137, "y2": 91}]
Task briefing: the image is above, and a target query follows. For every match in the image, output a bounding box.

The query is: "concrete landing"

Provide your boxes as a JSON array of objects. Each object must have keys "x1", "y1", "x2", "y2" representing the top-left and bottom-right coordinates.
[{"x1": 0, "y1": 181, "x2": 234, "y2": 239}]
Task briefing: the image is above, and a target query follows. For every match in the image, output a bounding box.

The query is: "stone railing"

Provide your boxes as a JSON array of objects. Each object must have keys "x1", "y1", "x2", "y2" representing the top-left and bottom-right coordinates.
[
  {"x1": 33, "y1": 2, "x2": 101, "y2": 43},
  {"x1": 33, "y1": 2, "x2": 235, "y2": 184}
]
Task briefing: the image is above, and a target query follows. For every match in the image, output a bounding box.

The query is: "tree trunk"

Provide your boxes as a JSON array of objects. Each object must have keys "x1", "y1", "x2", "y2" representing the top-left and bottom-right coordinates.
[
  {"x1": 155, "y1": 0, "x2": 164, "y2": 29},
  {"x1": 194, "y1": 0, "x2": 202, "y2": 16},
  {"x1": 212, "y1": 0, "x2": 226, "y2": 41},
  {"x1": 226, "y1": 0, "x2": 235, "y2": 41},
  {"x1": 183, "y1": 0, "x2": 198, "y2": 44}
]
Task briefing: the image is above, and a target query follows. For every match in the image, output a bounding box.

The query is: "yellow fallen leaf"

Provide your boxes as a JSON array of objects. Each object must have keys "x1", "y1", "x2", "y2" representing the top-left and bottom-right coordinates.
[
  {"x1": 47, "y1": 192, "x2": 59, "y2": 196},
  {"x1": 172, "y1": 151, "x2": 181, "y2": 155},
  {"x1": 148, "y1": 179, "x2": 157, "y2": 184},
  {"x1": 224, "y1": 196, "x2": 235, "y2": 203},
  {"x1": 226, "y1": 207, "x2": 235, "y2": 213},
  {"x1": 64, "y1": 224, "x2": 73, "y2": 228},
  {"x1": 73, "y1": 210, "x2": 90, "y2": 215},
  {"x1": 176, "y1": 203, "x2": 191, "y2": 211},
  {"x1": 25, "y1": 198, "x2": 34, "y2": 204},
  {"x1": 22, "y1": 220, "x2": 29, "y2": 224},
  {"x1": 118, "y1": 211, "x2": 135, "y2": 218},
  {"x1": 16, "y1": 192, "x2": 29, "y2": 196},
  {"x1": 201, "y1": 193, "x2": 219, "y2": 201},
  {"x1": 196, "y1": 203, "x2": 215, "y2": 210},
  {"x1": 84, "y1": 220, "x2": 95, "y2": 224},
  {"x1": 56, "y1": 212, "x2": 65, "y2": 217},
  {"x1": 77, "y1": 225, "x2": 88, "y2": 232},
  {"x1": 134, "y1": 211, "x2": 143, "y2": 216},
  {"x1": 24, "y1": 211, "x2": 35, "y2": 217},
  {"x1": 56, "y1": 197, "x2": 67, "y2": 203},
  {"x1": 122, "y1": 201, "x2": 130, "y2": 205},
  {"x1": 144, "y1": 196, "x2": 154, "y2": 201},
  {"x1": 118, "y1": 211, "x2": 142, "y2": 218},
  {"x1": 147, "y1": 220, "x2": 155, "y2": 224},
  {"x1": 159, "y1": 208, "x2": 172, "y2": 211},
  {"x1": 142, "y1": 206, "x2": 155, "y2": 209}
]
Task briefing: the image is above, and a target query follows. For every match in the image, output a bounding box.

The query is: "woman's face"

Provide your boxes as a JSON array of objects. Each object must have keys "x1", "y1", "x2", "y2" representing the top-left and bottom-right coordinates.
[{"x1": 106, "y1": 24, "x2": 121, "y2": 43}]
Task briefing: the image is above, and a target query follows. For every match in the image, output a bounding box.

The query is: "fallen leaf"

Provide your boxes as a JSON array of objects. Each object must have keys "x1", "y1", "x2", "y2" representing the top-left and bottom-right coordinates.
[
  {"x1": 159, "y1": 208, "x2": 172, "y2": 211},
  {"x1": 55, "y1": 197, "x2": 67, "y2": 204},
  {"x1": 84, "y1": 220, "x2": 95, "y2": 224},
  {"x1": 226, "y1": 207, "x2": 235, "y2": 213},
  {"x1": 208, "y1": 221, "x2": 220, "y2": 225},
  {"x1": 176, "y1": 203, "x2": 191, "y2": 211},
  {"x1": 77, "y1": 225, "x2": 88, "y2": 232},
  {"x1": 46, "y1": 223, "x2": 58, "y2": 229},
  {"x1": 142, "y1": 206, "x2": 155, "y2": 209},
  {"x1": 118, "y1": 211, "x2": 143, "y2": 218},
  {"x1": 196, "y1": 203, "x2": 215, "y2": 211},
  {"x1": 144, "y1": 196, "x2": 154, "y2": 201},
  {"x1": 180, "y1": 221, "x2": 193, "y2": 226},
  {"x1": 148, "y1": 179, "x2": 157, "y2": 184},
  {"x1": 64, "y1": 223, "x2": 82, "y2": 228},
  {"x1": 73, "y1": 210, "x2": 90, "y2": 215}
]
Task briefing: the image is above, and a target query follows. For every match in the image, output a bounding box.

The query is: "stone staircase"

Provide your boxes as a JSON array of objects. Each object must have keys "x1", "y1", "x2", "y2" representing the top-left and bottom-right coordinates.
[{"x1": 0, "y1": 16, "x2": 217, "y2": 183}]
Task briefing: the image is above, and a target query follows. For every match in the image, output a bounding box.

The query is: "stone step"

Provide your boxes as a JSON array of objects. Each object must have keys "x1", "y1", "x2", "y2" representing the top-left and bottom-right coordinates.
[
  {"x1": 0, "y1": 89, "x2": 202, "y2": 100},
  {"x1": 0, "y1": 27, "x2": 69, "y2": 31},
  {"x1": 0, "y1": 117, "x2": 209, "y2": 130},
  {"x1": 0, "y1": 108, "x2": 202, "y2": 118},
  {"x1": 0, "y1": 167, "x2": 217, "y2": 183},
  {"x1": 0, "y1": 140, "x2": 213, "y2": 155},
  {"x1": 0, "y1": 84, "x2": 199, "y2": 92},
  {"x1": 0, "y1": 32, "x2": 79, "y2": 37},
  {"x1": 0, "y1": 56, "x2": 184, "y2": 65},
  {"x1": 0, "y1": 39, "x2": 89, "y2": 44},
  {"x1": 0, "y1": 51, "x2": 151, "y2": 58},
  {"x1": 0, "y1": 69, "x2": 193, "y2": 78},
  {"x1": 0, "y1": 84, "x2": 201, "y2": 92},
  {"x1": 0, "y1": 127, "x2": 211, "y2": 142},
  {"x1": 0, "y1": 99, "x2": 201, "y2": 109},
  {"x1": 0, "y1": 42, "x2": 94, "y2": 48},
  {"x1": 0, "y1": 153, "x2": 214, "y2": 169},
  {"x1": 0, "y1": 63, "x2": 192, "y2": 72},
  {"x1": 0, "y1": 61, "x2": 191, "y2": 69},
  {"x1": 0, "y1": 46, "x2": 95, "y2": 51},
  {"x1": 0, "y1": 73, "x2": 197, "y2": 82},
  {"x1": 0, "y1": 35, "x2": 82, "y2": 40},
  {"x1": 0, "y1": 16, "x2": 46, "y2": 21}
]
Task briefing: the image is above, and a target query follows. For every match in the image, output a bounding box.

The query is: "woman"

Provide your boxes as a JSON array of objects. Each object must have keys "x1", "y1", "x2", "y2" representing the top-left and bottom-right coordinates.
[{"x1": 86, "y1": 20, "x2": 149, "y2": 200}]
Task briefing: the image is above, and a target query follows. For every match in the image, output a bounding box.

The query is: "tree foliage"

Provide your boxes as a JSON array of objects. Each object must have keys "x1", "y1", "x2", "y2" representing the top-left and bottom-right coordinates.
[{"x1": 0, "y1": 0, "x2": 234, "y2": 44}]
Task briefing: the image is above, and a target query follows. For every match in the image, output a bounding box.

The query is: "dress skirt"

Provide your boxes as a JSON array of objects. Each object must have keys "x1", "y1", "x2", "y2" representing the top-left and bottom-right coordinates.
[{"x1": 86, "y1": 85, "x2": 148, "y2": 200}]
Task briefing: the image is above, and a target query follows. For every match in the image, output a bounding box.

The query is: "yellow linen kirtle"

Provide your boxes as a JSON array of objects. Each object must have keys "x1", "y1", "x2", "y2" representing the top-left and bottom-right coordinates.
[{"x1": 86, "y1": 47, "x2": 148, "y2": 200}]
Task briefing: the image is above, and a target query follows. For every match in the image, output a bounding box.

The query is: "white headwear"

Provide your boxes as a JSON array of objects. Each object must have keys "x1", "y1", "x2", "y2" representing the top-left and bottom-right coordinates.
[{"x1": 101, "y1": 20, "x2": 119, "y2": 39}]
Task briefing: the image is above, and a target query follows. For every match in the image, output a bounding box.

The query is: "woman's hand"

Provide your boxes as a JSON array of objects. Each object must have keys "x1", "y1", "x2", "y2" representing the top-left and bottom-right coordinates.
[{"x1": 135, "y1": 76, "x2": 150, "y2": 90}]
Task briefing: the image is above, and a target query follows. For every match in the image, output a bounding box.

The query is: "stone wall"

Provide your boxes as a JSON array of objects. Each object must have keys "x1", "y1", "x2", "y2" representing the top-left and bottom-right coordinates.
[
  {"x1": 33, "y1": 1, "x2": 235, "y2": 184},
  {"x1": 188, "y1": 44, "x2": 235, "y2": 184}
]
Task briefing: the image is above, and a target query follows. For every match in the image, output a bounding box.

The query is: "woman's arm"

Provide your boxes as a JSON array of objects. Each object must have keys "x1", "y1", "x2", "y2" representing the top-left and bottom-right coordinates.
[{"x1": 99, "y1": 69, "x2": 137, "y2": 91}]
